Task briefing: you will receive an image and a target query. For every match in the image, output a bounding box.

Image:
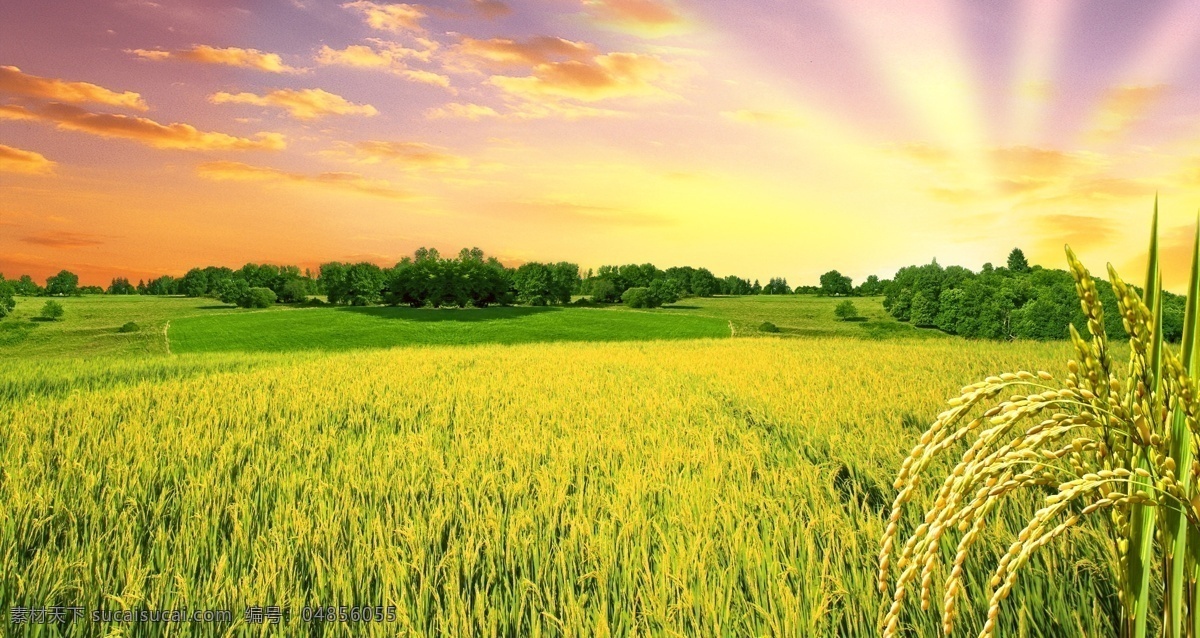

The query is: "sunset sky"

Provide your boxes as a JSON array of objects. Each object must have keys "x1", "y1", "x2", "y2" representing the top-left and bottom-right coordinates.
[{"x1": 4, "y1": 0, "x2": 1200, "y2": 288}]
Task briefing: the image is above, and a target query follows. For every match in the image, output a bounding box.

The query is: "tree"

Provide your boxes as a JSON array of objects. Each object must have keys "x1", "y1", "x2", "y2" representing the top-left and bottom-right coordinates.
[
  {"x1": 588, "y1": 278, "x2": 616, "y2": 303},
  {"x1": 179, "y1": 268, "x2": 209, "y2": 297},
  {"x1": 834, "y1": 300, "x2": 860, "y2": 321},
  {"x1": 1007, "y1": 248, "x2": 1030, "y2": 273},
  {"x1": 40, "y1": 300, "x2": 64, "y2": 320},
  {"x1": 856, "y1": 274, "x2": 883, "y2": 296},
  {"x1": 279, "y1": 279, "x2": 310, "y2": 303},
  {"x1": 14, "y1": 275, "x2": 40, "y2": 296},
  {"x1": 622, "y1": 287, "x2": 660, "y2": 308},
  {"x1": 0, "y1": 276, "x2": 15, "y2": 318},
  {"x1": 240, "y1": 287, "x2": 277, "y2": 308},
  {"x1": 910, "y1": 291, "x2": 937, "y2": 327},
  {"x1": 45, "y1": 270, "x2": 79, "y2": 296},
  {"x1": 648, "y1": 278, "x2": 681, "y2": 305},
  {"x1": 763, "y1": 277, "x2": 791, "y2": 295},
  {"x1": 108, "y1": 277, "x2": 137, "y2": 295},
  {"x1": 216, "y1": 278, "x2": 250, "y2": 306},
  {"x1": 819, "y1": 270, "x2": 853, "y2": 296}
]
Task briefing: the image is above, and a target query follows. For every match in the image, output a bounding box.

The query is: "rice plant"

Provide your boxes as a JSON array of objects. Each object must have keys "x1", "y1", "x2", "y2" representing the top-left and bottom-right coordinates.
[{"x1": 879, "y1": 201, "x2": 1200, "y2": 638}]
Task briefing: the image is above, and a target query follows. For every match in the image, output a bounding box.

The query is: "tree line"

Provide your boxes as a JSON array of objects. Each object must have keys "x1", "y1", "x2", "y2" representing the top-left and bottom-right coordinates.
[
  {"x1": 881, "y1": 248, "x2": 1186, "y2": 342},
  {"x1": 2, "y1": 248, "x2": 859, "y2": 315}
]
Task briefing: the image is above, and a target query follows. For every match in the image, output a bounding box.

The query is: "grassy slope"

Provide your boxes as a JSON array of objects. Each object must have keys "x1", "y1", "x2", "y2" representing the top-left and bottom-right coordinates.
[
  {"x1": 0, "y1": 294, "x2": 936, "y2": 358},
  {"x1": 169, "y1": 305, "x2": 731, "y2": 353},
  {"x1": 659, "y1": 294, "x2": 946, "y2": 340}
]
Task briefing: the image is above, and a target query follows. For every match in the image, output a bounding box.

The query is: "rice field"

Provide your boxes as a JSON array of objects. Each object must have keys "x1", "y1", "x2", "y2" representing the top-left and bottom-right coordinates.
[{"x1": 1, "y1": 330, "x2": 1118, "y2": 636}]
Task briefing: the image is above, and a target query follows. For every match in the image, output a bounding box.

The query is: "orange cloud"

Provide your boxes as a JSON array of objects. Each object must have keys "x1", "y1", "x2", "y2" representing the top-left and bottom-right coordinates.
[
  {"x1": 455, "y1": 36, "x2": 595, "y2": 69},
  {"x1": 0, "y1": 144, "x2": 56, "y2": 174},
  {"x1": 1036, "y1": 214, "x2": 1118, "y2": 251},
  {"x1": 209, "y1": 88, "x2": 378, "y2": 120},
  {"x1": 342, "y1": 1, "x2": 426, "y2": 32},
  {"x1": 196, "y1": 160, "x2": 411, "y2": 199},
  {"x1": 425, "y1": 99, "x2": 620, "y2": 120},
  {"x1": 0, "y1": 102, "x2": 285, "y2": 151},
  {"x1": 21, "y1": 231, "x2": 105, "y2": 248},
  {"x1": 328, "y1": 140, "x2": 467, "y2": 169},
  {"x1": 583, "y1": 0, "x2": 684, "y2": 31},
  {"x1": 426, "y1": 102, "x2": 501, "y2": 120},
  {"x1": 1090, "y1": 84, "x2": 1167, "y2": 142},
  {"x1": 0, "y1": 65, "x2": 147, "y2": 111},
  {"x1": 128, "y1": 45, "x2": 302, "y2": 73},
  {"x1": 489, "y1": 52, "x2": 669, "y2": 102}
]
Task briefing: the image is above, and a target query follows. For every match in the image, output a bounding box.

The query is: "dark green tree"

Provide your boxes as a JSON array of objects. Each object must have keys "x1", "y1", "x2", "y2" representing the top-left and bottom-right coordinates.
[
  {"x1": 818, "y1": 270, "x2": 852, "y2": 296},
  {"x1": 108, "y1": 277, "x2": 137, "y2": 295},
  {"x1": 1007, "y1": 248, "x2": 1030, "y2": 273},
  {"x1": 45, "y1": 270, "x2": 79, "y2": 296}
]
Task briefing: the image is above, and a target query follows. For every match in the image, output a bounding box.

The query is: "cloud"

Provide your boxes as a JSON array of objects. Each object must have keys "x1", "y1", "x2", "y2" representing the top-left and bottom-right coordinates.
[
  {"x1": 425, "y1": 99, "x2": 621, "y2": 120},
  {"x1": 401, "y1": 69, "x2": 452, "y2": 87},
  {"x1": 0, "y1": 144, "x2": 56, "y2": 175},
  {"x1": 0, "y1": 65, "x2": 147, "y2": 111},
  {"x1": 888, "y1": 142, "x2": 953, "y2": 166},
  {"x1": 497, "y1": 199, "x2": 672, "y2": 226},
  {"x1": 0, "y1": 102, "x2": 285, "y2": 151},
  {"x1": 127, "y1": 45, "x2": 303, "y2": 73},
  {"x1": 1036, "y1": 214, "x2": 1118, "y2": 251},
  {"x1": 342, "y1": 1, "x2": 426, "y2": 32},
  {"x1": 1017, "y1": 176, "x2": 1154, "y2": 208},
  {"x1": 472, "y1": 0, "x2": 510, "y2": 18},
  {"x1": 1090, "y1": 84, "x2": 1167, "y2": 142},
  {"x1": 21, "y1": 231, "x2": 106, "y2": 248},
  {"x1": 326, "y1": 140, "x2": 467, "y2": 169},
  {"x1": 455, "y1": 36, "x2": 595, "y2": 69},
  {"x1": 489, "y1": 52, "x2": 669, "y2": 102},
  {"x1": 720, "y1": 109, "x2": 804, "y2": 128},
  {"x1": 196, "y1": 160, "x2": 411, "y2": 199},
  {"x1": 425, "y1": 102, "x2": 501, "y2": 120},
  {"x1": 209, "y1": 88, "x2": 378, "y2": 120},
  {"x1": 583, "y1": 0, "x2": 684, "y2": 31}
]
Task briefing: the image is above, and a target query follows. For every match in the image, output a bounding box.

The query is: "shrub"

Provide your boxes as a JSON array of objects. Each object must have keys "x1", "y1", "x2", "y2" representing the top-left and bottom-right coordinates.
[
  {"x1": 240, "y1": 287, "x2": 277, "y2": 309},
  {"x1": 758, "y1": 321, "x2": 779, "y2": 333},
  {"x1": 621, "y1": 287, "x2": 660, "y2": 309},
  {"x1": 834, "y1": 300, "x2": 860, "y2": 321},
  {"x1": 118, "y1": 321, "x2": 140, "y2": 333},
  {"x1": 40, "y1": 300, "x2": 64, "y2": 321}
]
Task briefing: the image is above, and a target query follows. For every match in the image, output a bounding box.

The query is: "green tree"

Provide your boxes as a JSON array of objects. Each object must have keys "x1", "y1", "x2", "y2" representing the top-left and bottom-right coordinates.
[
  {"x1": 0, "y1": 276, "x2": 15, "y2": 318},
  {"x1": 179, "y1": 268, "x2": 209, "y2": 297},
  {"x1": 1007, "y1": 247, "x2": 1030, "y2": 273},
  {"x1": 108, "y1": 277, "x2": 137, "y2": 295},
  {"x1": 834, "y1": 300, "x2": 859, "y2": 321},
  {"x1": 240, "y1": 287, "x2": 277, "y2": 308},
  {"x1": 819, "y1": 270, "x2": 853, "y2": 296},
  {"x1": 14, "y1": 274, "x2": 40, "y2": 296},
  {"x1": 279, "y1": 279, "x2": 310, "y2": 304},
  {"x1": 649, "y1": 278, "x2": 681, "y2": 305},
  {"x1": 621, "y1": 287, "x2": 660, "y2": 308},
  {"x1": 45, "y1": 270, "x2": 79, "y2": 296},
  {"x1": 40, "y1": 299, "x2": 64, "y2": 320},
  {"x1": 910, "y1": 291, "x2": 936, "y2": 327},
  {"x1": 216, "y1": 278, "x2": 250, "y2": 306},
  {"x1": 588, "y1": 278, "x2": 616, "y2": 303}
]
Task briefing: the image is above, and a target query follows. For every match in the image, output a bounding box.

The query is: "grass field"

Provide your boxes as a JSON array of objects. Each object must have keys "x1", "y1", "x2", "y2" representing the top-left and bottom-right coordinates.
[
  {"x1": 0, "y1": 293, "x2": 933, "y2": 358},
  {"x1": 0, "y1": 294, "x2": 1104, "y2": 636}
]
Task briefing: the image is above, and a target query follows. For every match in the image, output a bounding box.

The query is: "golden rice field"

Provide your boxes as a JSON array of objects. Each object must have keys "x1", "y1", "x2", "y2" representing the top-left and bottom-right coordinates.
[{"x1": 2, "y1": 336, "x2": 1120, "y2": 636}]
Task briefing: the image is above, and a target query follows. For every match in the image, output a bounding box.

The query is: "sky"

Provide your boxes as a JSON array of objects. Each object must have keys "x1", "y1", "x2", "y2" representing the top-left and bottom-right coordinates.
[{"x1": 3, "y1": 0, "x2": 1200, "y2": 288}]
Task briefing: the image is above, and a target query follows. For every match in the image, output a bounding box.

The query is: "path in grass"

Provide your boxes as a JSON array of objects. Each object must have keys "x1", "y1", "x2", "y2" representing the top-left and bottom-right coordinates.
[{"x1": 170, "y1": 305, "x2": 731, "y2": 353}]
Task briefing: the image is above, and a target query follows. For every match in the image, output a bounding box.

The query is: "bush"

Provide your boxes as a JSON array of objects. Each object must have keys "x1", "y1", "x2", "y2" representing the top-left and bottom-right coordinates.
[
  {"x1": 759, "y1": 321, "x2": 779, "y2": 333},
  {"x1": 279, "y1": 279, "x2": 310, "y2": 304},
  {"x1": 302, "y1": 297, "x2": 327, "y2": 308},
  {"x1": 40, "y1": 300, "x2": 64, "y2": 321},
  {"x1": 622, "y1": 287, "x2": 660, "y2": 309},
  {"x1": 118, "y1": 321, "x2": 140, "y2": 333},
  {"x1": 835, "y1": 300, "x2": 860, "y2": 321},
  {"x1": 240, "y1": 287, "x2": 277, "y2": 309}
]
